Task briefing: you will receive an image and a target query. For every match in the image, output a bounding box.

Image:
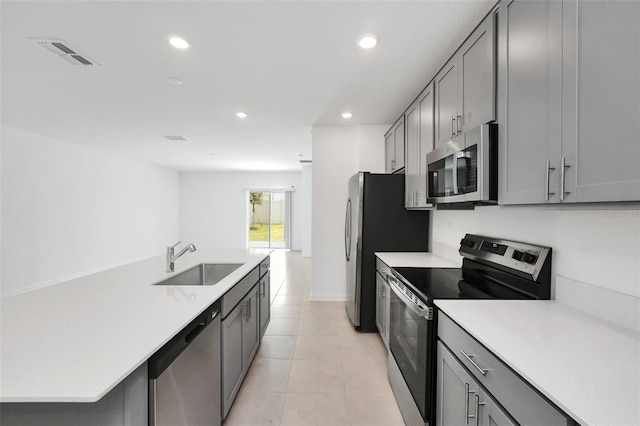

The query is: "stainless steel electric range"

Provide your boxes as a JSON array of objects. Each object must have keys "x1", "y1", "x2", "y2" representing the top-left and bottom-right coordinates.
[{"x1": 386, "y1": 234, "x2": 552, "y2": 426}]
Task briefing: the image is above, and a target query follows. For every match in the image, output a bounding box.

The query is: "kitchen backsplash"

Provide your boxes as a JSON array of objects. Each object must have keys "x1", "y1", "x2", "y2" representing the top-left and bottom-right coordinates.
[{"x1": 431, "y1": 204, "x2": 640, "y2": 328}]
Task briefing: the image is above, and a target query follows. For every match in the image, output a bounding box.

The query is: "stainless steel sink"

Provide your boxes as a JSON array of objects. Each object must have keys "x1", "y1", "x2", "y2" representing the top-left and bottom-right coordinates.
[{"x1": 154, "y1": 263, "x2": 243, "y2": 286}]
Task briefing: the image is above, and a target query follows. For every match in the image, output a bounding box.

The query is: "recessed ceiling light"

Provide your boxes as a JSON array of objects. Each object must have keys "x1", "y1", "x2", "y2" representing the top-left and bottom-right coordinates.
[
  {"x1": 236, "y1": 112, "x2": 248, "y2": 118},
  {"x1": 165, "y1": 76, "x2": 183, "y2": 85},
  {"x1": 169, "y1": 36, "x2": 189, "y2": 49},
  {"x1": 357, "y1": 34, "x2": 378, "y2": 49},
  {"x1": 342, "y1": 112, "x2": 353, "y2": 119}
]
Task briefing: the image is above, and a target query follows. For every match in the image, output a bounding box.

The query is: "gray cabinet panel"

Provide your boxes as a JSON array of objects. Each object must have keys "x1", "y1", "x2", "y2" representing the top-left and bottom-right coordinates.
[
  {"x1": 243, "y1": 284, "x2": 260, "y2": 370},
  {"x1": 406, "y1": 83, "x2": 435, "y2": 209},
  {"x1": 562, "y1": 0, "x2": 640, "y2": 202},
  {"x1": 375, "y1": 271, "x2": 388, "y2": 347},
  {"x1": 222, "y1": 302, "x2": 244, "y2": 418},
  {"x1": 259, "y1": 271, "x2": 271, "y2": 339},
  {"x1": 498, "y1": 0, "x2": 563, "y2": 204},
  {"x1": 385, "y1": 117, "x2": 406, "y2": 173},
  {"x1": 394, "y1": 118, "x2": 405, "y2": 170},
  {"x1": 436, "y1": 58, "x2": 460, "y2": 148},
  {"x1": 405, "y1": 99, "x2": 420, "y2": 206},
  {"x1": 436, "y1": 341, "x2": 471, "y2": 426},
  {"x1": 418, "y1": 86, "x2": 435, "y2": 206},
  {"x1": 385, "y1": 131, "x2": 394, "y2": 173},
  {"x1": 460, "y1": 14, "x2": 496, "y2": 133}
]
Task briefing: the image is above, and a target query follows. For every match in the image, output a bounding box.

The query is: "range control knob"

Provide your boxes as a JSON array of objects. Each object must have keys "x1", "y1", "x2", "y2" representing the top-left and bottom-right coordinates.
[
  {"x1": 522, "y1": 252, "x2": 538, "y2": 264},
  {"x1": 512, "y1": 250, "x2": 524, "y2": 261},
  {"x1": 460, "y1": 238, "x2": 475, "y2": 248}
]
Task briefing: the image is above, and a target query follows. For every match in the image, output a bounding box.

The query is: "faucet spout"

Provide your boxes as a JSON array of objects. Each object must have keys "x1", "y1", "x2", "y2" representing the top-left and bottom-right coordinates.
[{"x1": 166, "y1": 242, "x2": 197, "y2": 272}]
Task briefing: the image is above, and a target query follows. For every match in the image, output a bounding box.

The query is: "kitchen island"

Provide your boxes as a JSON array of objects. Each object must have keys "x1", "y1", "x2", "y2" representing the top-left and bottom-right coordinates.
[{"x1": 0, "y1": 248, "x2": 270, "y2": 407}]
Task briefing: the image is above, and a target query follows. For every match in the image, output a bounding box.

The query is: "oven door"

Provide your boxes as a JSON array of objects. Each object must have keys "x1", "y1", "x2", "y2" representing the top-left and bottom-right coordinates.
[{"x1": 388, "y1": 275, "x2": 434, "y2": 422}]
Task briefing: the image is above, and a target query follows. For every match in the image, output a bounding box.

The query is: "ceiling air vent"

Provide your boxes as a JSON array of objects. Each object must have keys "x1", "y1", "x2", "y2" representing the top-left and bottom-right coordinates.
[
  {"x1": 35, "y1": 39, "x2": 99, "y2": 66},
  {"x1": 162, "y1": 135, "x2": 187, "y2": 141}
]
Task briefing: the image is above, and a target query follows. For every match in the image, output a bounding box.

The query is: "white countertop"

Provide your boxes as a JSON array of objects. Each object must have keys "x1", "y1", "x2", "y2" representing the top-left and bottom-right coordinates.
[
  {"x1": 0, "y1": 249, "x2": 270, "y2": 403},
  {"x1": 375, "y1": 252, "x2": 461, "y2": 268},
  {"x1": 435, "y1": 300, "x2": 640, "y2": 426}
]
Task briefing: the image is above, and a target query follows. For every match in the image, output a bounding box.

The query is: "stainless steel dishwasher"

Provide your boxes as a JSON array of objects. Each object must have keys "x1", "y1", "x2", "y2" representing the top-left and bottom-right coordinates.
[{"x1": 148, "y1": 300, "x2": 221, "y2": 426}]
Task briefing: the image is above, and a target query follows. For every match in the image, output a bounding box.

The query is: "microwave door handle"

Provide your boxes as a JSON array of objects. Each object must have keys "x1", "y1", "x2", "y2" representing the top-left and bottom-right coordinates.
[{"x1": 456, "y1": 152, "x2": 470, "y2": 193}]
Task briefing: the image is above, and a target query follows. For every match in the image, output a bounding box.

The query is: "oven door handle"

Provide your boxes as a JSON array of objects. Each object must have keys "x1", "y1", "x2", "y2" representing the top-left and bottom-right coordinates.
[{"x1": 388, "y1": 277, "x2": 432, "y2": 319}]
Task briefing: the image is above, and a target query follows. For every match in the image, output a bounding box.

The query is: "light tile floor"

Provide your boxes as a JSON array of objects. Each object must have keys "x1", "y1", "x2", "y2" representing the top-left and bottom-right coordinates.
[{"x1": 224, "y1": 250, "x2": 404, "y2": 426}]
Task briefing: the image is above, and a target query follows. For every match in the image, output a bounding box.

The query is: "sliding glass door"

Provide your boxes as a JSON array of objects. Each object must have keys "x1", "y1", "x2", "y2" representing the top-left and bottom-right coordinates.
[{"x1": 248, "y1": 191, "x2": 290, "y2": 249}]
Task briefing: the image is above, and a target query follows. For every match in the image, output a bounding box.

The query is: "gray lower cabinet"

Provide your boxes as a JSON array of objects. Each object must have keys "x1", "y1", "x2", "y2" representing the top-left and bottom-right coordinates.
[
  {"x1": 375, "y1": 271, "x2": 389, "y2": 348},
  {"x1": 437, "y1": 313, "x2": 571, "y2": 426},
  {"x1": 222, "y1": 282, "x2": 260, "y2": 419},
  {"x1": 405, "y1": 82, "x2": 435, "y2": 209},
  {"x1": 436, "y1": 341, "x2": 515, "y2": 426},
  {"x1": 259, "y1": 270, "x2": 271, "y2": 339},
  {"x1": 498, "y1": 0, "x2": 640, "y2": 204},
  {"x1": 374, "y1": 258, "x2": 391, "y2": 349}
]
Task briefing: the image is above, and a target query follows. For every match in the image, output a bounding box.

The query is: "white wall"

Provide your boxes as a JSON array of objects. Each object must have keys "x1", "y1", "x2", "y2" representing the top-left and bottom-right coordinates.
[
  {"x1": 431, "y1": 204, "x2": 640, "y2": 299},
  {"x1": 311, "y1": 125, "x2": 388, "y2": 300},
  {"x1": 301, "y1": 164, "x2": 312, "y2": 257},
  {"x1": 180, "y1": 172, "x2": 304, "y2": 250},
  {"x1": 1, "y1": 126, "x2": 180, "y2": 297}
]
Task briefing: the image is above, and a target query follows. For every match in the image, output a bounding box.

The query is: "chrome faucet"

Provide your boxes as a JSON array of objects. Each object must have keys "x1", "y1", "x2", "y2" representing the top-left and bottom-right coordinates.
[{"x1": 166, "y1": 241, "x2": 197, "y2": 272}]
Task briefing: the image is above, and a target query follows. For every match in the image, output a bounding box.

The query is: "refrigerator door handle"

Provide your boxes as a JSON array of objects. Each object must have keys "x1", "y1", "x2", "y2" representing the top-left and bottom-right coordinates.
[{"x1": 345, "y1": 198, "x2": 352, "y2": 261}]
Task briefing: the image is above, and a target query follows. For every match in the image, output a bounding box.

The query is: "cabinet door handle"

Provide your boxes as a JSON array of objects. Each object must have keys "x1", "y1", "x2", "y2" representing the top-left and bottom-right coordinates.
[
  {"x1": 260, "y1": 280, "x2": 265, "y2": 297},
  {"x1": 474, "y1": 394, "x2": 485, "y2": 426},
  {"x1": 465, "y1": 383, "x2": 475, "y2": 424},
  {"x1": 561, "y1": 156, "x2": 571, "y2": 201},
  {"x1": 381, "y1": 286, "x2": 385, "y2": 298},
  {"x1": 452, "y1": 116, "x2": 456, "y2": 137},
  {"x1": 460, "y1": 350, "x2": 488, "y2": 375},
  {"x1": 391, "y1": 159, "x2": 396, "y2": 169},
  {"x1": 457, "y1": 114, "x2": 462, "y2": 134},
  {"x1": 244, "y1": 299, "x2": 251, "y2": 321},
  {"x1": 545, "y1": 161, "x2": 556, "y2": 201}
]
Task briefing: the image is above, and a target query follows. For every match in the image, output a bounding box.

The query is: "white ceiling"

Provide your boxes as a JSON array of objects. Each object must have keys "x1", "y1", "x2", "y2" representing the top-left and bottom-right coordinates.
[{"x1": 1, "y1": 0, "x2": 496, "y2": 172}]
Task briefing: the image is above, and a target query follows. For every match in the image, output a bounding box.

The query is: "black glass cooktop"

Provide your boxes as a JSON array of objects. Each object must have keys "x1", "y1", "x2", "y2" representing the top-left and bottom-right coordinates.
[{"x1": 391, "y1": 265, "x2": 532, "y2": 304}]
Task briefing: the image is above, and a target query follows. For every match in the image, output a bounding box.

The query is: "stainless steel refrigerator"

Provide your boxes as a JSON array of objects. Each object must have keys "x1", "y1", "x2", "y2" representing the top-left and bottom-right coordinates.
[{"x1": 345, "y1": 172, "x2": 430, "y2": 332}]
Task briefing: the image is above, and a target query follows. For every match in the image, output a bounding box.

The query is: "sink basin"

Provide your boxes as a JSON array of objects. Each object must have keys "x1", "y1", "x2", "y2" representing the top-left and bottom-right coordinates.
[{"x1": 155, "y1": 263, "x2": 243, "y2": 286}]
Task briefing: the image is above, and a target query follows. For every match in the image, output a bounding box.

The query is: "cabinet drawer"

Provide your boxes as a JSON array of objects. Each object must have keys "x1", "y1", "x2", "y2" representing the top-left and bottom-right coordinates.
[
  {"x1": 438, "y1": 313, "x2": 569, "y2": 426},
  {"x1": 221, "y1": 267, "x2": 260, "y2": 318}
]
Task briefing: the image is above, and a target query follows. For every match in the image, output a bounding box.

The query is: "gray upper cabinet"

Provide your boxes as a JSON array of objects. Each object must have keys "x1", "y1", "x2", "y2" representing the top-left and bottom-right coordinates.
[
  {"x1": 497, "y1": 0, "x2": 563, "y2": 204},
  {"x1": 385, "y1": 117, "x2": 405, "y2": 173},
  {"x1": 460, "y1": 13, "x2": 496, "y2": 134},
  {"x1": 499, "y1": 0, "x2": 640, "y2": 205},
  {"x1": 435, "y1": 58, "x2": 460, "y2": 148},
  {"x1": 405, "y1": 82, "x2": 435, "y2": 208},
  {"x1": 561, "y1": 0, "x2": 640, "y2": 202},
  {"x1": 435, "y1": 12, "x2": 496, "y2": 148}
]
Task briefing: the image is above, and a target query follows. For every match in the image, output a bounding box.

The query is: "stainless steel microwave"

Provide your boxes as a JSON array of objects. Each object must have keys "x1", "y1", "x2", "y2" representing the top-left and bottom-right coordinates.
[{"x1": 426, "y1": 123, "x2": 497, "y2": 204}]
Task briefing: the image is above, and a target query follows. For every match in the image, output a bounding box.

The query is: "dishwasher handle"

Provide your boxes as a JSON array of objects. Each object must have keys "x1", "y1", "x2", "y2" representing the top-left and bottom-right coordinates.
[
  {"x1": 185, "y1": 322, "x2": 206, "y2": 345},
  {"x1": 148, "y1": 301, "x2": 221, "y2": 380}
]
